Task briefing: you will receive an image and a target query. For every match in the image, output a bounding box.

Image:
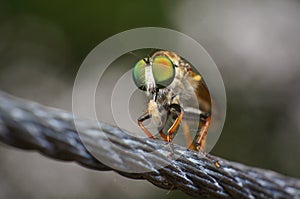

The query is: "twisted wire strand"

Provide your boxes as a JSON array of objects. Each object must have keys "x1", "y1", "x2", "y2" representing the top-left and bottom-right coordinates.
[{"x1": 0, "y1": 91, "x2": 299, "y2": 199}]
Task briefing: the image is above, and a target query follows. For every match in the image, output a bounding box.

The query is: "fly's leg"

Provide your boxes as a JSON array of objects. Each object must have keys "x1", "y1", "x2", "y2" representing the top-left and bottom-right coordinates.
[
  {"x1": 166, "y1": 104, "x2": 183, "y2": 155},
  {"x1": 194, "y1": 115, "x2": 220, "y2": 167},
  {"x1": 159, "y1": 130, "x2": 167, "y2": 141},
  {"x1": 138, "y1": 103, "x2": 184, "y2": 155},
  {"x1": 195, "y1": 114, "x2": 211, "y2": 152},
  {"x1": 138, "y1": 112, "x2": 156, "y2": 139},
  {"x1": 167, "y1": 104, "x2": 183, "y2": 142}
]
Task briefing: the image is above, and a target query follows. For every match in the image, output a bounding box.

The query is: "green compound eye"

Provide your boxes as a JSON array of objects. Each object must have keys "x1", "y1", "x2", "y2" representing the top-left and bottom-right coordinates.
[
  {"x1": 132, "y1": 59, "x2": 147, "y2": 91},
  {"x1": 152, "y1": 55, "x2": 175, "y2": 89}
]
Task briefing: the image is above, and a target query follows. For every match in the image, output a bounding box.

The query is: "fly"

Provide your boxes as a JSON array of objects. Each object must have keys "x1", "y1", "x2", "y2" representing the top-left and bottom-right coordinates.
[{"x1": 132, "y1": 50, "x2": 211, "y2": 152}]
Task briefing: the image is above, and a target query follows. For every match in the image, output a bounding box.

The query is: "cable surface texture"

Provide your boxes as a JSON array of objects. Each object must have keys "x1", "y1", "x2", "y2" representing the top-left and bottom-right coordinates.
[{"x1": 0, "y1": 91, "x2": 299, "y2": 199}]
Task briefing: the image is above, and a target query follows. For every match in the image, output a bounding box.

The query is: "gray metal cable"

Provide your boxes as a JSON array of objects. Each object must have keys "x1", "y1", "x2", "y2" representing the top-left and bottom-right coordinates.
[{"x1": 0, "y1": 91, "x2": 299, "y2": 199}]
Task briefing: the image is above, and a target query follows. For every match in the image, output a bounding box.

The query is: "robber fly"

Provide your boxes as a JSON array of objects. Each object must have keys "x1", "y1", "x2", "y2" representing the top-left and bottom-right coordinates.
[{"x1": 132, "y1": 50, "x2": 211, "y2": 152}]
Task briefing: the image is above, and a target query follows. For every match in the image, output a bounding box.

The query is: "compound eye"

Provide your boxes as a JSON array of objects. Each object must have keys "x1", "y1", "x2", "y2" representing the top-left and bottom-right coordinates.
[
  {"x1": 132, "y1": 59, "x2": 147, "y2": 91},
  {"x1": 152, "y1": 55, "x2": 175, "y2": 89}
]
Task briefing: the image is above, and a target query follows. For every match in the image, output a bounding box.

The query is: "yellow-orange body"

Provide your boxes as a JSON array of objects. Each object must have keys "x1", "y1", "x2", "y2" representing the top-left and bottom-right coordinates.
[{"x1": 136, "y1": 50, "x2": 211, "y2": 151}]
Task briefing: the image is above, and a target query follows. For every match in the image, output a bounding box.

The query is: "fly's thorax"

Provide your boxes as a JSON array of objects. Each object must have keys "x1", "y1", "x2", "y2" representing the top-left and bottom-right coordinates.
[
  {"x1": 175, "y1": 66, "x2": 185, "y2": 79},
  {"x1": 165, "y1": 66, "x2": 201, "y2": 112},
  {"x1": 181, "y1": 74, "x2": 198, "y2": 101},
  {"x1": 168, "y1": 67, "x2": 192, "y2": 97}
]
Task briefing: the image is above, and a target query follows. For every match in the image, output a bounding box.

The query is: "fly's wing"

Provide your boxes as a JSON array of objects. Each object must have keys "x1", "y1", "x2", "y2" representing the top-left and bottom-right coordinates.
[
  {"x1": 175, "y1": 69, "x2": 211, "y2": 150},
  {"x1": 181, "y1": 107, "x2": 203, "y2": 150}
]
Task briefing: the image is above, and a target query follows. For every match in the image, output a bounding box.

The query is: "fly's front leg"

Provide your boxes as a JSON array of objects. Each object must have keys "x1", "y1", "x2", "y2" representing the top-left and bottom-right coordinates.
[
  {"x1": 166, "y1": 104, "x2": 183, "y2": 154},
  {"x1": 138, "y1": 112, "x2": 156, "y2": 139}
]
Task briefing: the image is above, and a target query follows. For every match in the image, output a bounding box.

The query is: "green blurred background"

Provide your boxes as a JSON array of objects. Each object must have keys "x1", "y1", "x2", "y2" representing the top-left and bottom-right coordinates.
[{"x1": 0, "y1": 0, "x2": 300, "y2": 198}]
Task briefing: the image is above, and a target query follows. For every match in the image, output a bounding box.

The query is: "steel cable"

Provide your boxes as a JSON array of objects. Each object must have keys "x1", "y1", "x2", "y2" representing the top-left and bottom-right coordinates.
[{"x1": 0, "y1": 91, "x2": 299, "y2": 198}]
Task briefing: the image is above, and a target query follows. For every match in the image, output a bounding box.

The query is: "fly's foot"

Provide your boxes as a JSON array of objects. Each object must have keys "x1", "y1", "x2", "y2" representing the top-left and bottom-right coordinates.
[
  {"x1": 197, "y1": 148, "x2": 207, "y2": 159},
  {"x1": 166, "y1": 142, "x2": 175, "y2": 159}
]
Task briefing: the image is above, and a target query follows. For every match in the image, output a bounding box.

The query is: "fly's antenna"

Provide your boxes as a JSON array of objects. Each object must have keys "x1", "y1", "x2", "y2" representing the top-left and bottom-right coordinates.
[
  {"x1": 128, "y1": 51, "x2": 150, "y2": 65},
  {"x1": 128, "y1": 51, "x2": 142, "y2": 59},
  {"x1": 128, "y1": 49, "x2": 158, "y2": 63}
]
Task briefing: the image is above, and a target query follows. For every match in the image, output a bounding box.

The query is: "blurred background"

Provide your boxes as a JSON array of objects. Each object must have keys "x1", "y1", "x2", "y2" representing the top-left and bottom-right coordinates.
[{"x1": 0, "y1": 0, "x2": 300, "y2": 198}]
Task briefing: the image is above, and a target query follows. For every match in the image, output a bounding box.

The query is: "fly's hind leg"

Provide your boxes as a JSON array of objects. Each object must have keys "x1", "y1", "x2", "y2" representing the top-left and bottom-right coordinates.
[
  {"x1": 195, "y1": 113, "x2": 211, "y2": 152},
  {"x1": 194, "y1": 114, "x2": 220, "y2": 167}
]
